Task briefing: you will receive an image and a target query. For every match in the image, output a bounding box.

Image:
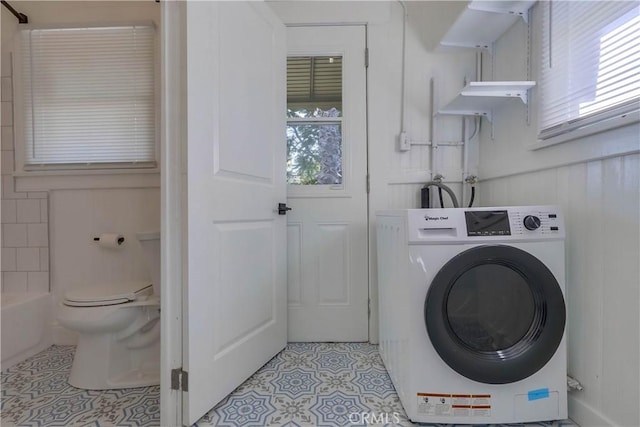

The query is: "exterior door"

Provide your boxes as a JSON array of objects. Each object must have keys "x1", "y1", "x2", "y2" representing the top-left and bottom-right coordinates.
[
  {"x1": 286, "y1": 26, "x2": 369, "y2": 342},
  {"x1": 184, "y1": 2, "x2": 286, "y2": 425}
]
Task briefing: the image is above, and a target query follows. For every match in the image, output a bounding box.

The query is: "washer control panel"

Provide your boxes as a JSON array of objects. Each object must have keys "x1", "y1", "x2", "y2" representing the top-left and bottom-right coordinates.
[
  {"x1": 507, "y1": 208, "x2": 563, "y2": 237},
  {"x1": 406, "y1": 206, "x2": 564, "y2": 244},
  {"x1": 464, "y1": 210, "x2": 511, "y2": 236}
]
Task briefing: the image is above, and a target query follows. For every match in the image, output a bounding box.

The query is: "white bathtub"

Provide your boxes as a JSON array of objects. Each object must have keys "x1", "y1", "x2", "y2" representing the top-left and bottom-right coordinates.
[{"x1": 1, "y1": 292, "x2": 53, "y2": 370}]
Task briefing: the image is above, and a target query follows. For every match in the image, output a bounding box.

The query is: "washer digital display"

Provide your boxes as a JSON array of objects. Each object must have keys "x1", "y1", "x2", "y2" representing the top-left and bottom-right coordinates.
[{"x1": 465, "y1": 210, "x2": 511, "y2": 236}]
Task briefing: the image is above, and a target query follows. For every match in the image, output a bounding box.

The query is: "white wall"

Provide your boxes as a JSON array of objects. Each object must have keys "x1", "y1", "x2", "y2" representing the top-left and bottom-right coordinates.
[
  {"x1": 0, "y1": 1, "x2": 161, "y2": 343},
  {"x1": 269, "y1": 1, "x2": 476, "y2": 342},
  {"x1": 49, "y1": 189, "x2": 160, "y2": 303},
  {"x1": 477, "y1": 4, "x2": 640, "y2": 426}
]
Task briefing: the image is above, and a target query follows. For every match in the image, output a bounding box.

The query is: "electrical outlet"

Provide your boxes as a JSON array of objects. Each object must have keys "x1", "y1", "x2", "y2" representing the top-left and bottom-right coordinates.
[{"x1": 398, "y1": 132, "x2": 410, "y2": 152}]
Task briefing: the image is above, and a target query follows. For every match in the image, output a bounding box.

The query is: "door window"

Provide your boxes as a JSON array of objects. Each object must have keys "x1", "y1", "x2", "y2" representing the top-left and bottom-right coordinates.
[{"x1": 286, "y1": 56, "x2": 343, "y2": 186}]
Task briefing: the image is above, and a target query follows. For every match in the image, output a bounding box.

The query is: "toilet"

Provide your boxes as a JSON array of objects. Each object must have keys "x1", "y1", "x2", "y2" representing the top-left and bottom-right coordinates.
[{"x1": 57, "y1": 232, "x2": 161, "y2": 390}]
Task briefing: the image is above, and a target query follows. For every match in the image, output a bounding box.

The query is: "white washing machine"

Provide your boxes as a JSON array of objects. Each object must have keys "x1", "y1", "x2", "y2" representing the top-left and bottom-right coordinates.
[{"x1": 376, "y1": 206, "x2": 567, "y2": 424}]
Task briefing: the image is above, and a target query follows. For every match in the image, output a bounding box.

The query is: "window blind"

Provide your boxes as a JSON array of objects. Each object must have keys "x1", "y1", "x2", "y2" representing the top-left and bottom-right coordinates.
[
  {"x1": 539, "y1": 1, "x2": 639, "y2": 140},
  {"x1": 20, "y1": 25, "x2": 156, "y2": 168}
]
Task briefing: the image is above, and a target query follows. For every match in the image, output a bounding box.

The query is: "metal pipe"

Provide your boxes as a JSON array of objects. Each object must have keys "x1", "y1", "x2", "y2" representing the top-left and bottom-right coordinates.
[{"x1": 1, "y1": 1, "x2": 28, "y2": 24}]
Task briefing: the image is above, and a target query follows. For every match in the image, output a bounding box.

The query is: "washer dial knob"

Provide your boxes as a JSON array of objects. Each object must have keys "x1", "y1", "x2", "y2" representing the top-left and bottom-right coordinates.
[{"x1": 523, "y1": 215, "x2": 541, "y2": 231}]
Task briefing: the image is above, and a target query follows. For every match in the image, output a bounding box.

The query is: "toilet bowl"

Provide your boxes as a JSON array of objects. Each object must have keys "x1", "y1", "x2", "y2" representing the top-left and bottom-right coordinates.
[{"x1": 57, "y1": 232, "x2": 161, "y2": 390}]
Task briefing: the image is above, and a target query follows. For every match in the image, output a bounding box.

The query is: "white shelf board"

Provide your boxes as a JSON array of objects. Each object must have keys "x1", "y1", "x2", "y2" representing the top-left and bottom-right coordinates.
[
  {"x1": 438, "y1": 81, "x2": 536, "y2": 121},
  {"x1": 438, "y1": 0, "x2": 536, "y2": 52}
]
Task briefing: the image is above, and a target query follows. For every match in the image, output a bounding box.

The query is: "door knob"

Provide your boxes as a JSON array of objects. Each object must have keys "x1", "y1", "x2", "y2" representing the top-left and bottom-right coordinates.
[{"x1": 278, "y1": 203, "x2": 292, "y2": 215}]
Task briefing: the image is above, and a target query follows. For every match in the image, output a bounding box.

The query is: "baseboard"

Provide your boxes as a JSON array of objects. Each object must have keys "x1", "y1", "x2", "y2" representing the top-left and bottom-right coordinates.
[
  {"x1": 1, "y1": 338, "x2": 53, "y2": 371},
  {"x1": 52, "y1": 323, "x2": 78, "y2": 346},
  {"x1": 568, "y1": 394, "x2": 618, "y2": 427}
]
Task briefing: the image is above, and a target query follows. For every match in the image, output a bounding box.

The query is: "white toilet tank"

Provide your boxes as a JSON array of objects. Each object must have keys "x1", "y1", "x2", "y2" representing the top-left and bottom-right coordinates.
[{"x1": 136, "y1": 232, "x2": 161, "y2": 297}]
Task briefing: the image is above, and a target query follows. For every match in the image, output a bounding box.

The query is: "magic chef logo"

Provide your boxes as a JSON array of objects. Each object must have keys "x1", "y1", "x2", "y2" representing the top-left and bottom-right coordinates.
[{"x1": 424, "y1": 215, "x2": 449, "y2": 221}]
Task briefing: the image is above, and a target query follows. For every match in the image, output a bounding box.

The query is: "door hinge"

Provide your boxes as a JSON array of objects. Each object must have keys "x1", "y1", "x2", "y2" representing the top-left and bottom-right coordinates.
[
  {"x1": 366, "y1": 174, "x2": 370, "y2": 194},
  {"x1": 368, "y1": 299, "x2": 371, "y2": 318},
  {"x1": 171, "y1": 368, "x2": 189, "y2": 392},
  {"x1": 365, "y1": 47, "x2": 369, "y2": 68}
]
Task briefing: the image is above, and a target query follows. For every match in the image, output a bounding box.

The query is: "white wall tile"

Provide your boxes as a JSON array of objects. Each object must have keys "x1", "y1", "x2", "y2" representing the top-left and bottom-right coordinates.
[
  {"x1": 3, "y1": 175, "x2": 26, "y2": 199},
  {"x1": 2, "y1": 271, "x2": 28, "y2": 292},
  {"x1": 2, "y1": 247, "x2": 16, "y2": 271},
  {"x1": 2, "y1": 199, "x2": 17, "y2": 223},
  {"x1": 1, "y1": 127, "x2": 13, "y2": 151},
  {"x1": 3, "y1": 223, "x2": 27, "y2": 247},
  {"x1": 1, "y1": 77, "x2": 12, "y2": 102},
  {"x1": 2, "y1": 151, "x2": 14, "y2": 175},
  {"x1": 27, "y1": 223, "x2": 48, "y2": 247},
  {"x1": 39, "y1": 248, "x2": 49, "y2": 272},
  {"x1": 40, "y1": 199, "x2": 48, "y2": 223},
  {"x1": 27, "y1": 272, "x2": 49, "y2": 293},
  {"x1": 16, "y1": 199, "x2": 40, "y2": 223},
  {"x1": 1, "y1": 102, "x2": 12, "y2": 127},
  {"x1": 16, "y1": 247, "x2": 40, "y2": 271}
]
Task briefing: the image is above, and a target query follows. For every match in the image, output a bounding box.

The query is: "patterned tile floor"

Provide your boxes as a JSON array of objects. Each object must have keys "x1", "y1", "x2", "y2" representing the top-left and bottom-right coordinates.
[{"x1": 1, "y1": 343, "x2": 578, "y2": 426}]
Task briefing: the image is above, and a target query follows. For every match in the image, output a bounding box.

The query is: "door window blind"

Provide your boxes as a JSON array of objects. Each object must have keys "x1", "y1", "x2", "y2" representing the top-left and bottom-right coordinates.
[
  {"x1": 539, "y1": 1, "x2": 639, "y2": 141},
  {"x1": 19, "y1": 25, "x2": 156, "y2": 168}
]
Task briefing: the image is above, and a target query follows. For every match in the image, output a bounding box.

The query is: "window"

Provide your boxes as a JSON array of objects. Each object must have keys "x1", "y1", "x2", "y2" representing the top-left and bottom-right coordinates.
[
  {"x1": 538, "y1": 2, "x2": 639, "y2": 142},
  {"x1": 17, "y1": 25, "x2": 156, "y2": 169},
  {"x1": 286, "y1": 56, "x2": 343, "y2": 185}
]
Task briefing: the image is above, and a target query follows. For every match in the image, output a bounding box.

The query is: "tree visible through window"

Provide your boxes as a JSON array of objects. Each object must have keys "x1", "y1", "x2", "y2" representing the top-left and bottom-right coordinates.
[{"x1": 286, "y1": 56, "x2": 343, "y2": 185}]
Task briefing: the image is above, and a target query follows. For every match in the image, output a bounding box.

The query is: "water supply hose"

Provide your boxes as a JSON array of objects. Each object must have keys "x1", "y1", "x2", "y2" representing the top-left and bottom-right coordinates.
[{"x1": 421, "y1": 181, "x2": 459, "y2": 208}]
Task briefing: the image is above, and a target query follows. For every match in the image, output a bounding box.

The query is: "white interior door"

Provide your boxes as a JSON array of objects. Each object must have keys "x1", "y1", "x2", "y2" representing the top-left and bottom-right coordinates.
[
  {"x1": 184, "y1": 2, "x2": 286, "y2": 425},
  {"x1": 286, "y1": 26, "x2": 369, "y2": 342}
]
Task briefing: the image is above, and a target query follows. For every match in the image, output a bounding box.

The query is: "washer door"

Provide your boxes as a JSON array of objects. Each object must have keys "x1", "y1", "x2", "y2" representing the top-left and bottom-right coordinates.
[{"x1": 424, "y1": 245, "x2": 565, "y2": 384}]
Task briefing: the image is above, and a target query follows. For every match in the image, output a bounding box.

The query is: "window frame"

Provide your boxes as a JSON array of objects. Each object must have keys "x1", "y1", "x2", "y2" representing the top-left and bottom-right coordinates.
[
  {"x1": 11, "y1": 22, "x2": 160, "y2": 185},
  {"x1": 286, "y1": 52, "x2": 350, "y2": 197},
  {"x1": 534, "y1": 1, "x2": 640, "y2": 149}
]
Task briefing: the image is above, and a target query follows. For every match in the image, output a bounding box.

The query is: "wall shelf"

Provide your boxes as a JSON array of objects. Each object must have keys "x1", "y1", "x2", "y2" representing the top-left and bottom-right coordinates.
[
  {"x1": 438, "y1": 81, "x2": 536, "y2": 121},
  {"x1": 438, "y1": 0, "x2": 536, "y2": 52}
]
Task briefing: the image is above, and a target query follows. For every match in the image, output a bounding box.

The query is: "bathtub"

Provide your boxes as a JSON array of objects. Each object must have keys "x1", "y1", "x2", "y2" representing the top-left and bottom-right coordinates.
[{"x1": 1, "y1": 292, "x2": 53, "y2": 370}]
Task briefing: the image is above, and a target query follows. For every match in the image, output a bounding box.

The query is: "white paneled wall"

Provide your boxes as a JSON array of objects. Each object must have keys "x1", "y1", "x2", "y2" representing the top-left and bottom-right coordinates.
[
  {"x1": 1, "y1": 28, "x2": 50, "y2": 293},
  {"x1": 478, "y1": 4, "x2": 640, "y2": 426},
  {"x1": 481, "y1": 155, "x2": 640, "y2": 427}
]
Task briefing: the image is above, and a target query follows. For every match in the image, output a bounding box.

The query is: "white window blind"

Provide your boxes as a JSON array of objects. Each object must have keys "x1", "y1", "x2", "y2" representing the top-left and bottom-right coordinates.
[
  {"x1": 19, "y1": 25, "x2": 156, "y2": 168},
  {"x1": 539, "y1": 1, "x2": 640, "y2": 141}
]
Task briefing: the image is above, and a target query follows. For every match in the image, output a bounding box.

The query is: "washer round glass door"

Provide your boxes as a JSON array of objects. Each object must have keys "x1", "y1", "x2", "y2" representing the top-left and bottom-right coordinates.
[{"x1": 424, "y1": 245, "x2": 565, "y2": 384}]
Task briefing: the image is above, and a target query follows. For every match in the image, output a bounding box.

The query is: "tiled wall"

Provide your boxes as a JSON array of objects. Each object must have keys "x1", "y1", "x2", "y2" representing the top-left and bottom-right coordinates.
[{"x1": 1, "y1": 56, "x2": 50, "y2": 294}]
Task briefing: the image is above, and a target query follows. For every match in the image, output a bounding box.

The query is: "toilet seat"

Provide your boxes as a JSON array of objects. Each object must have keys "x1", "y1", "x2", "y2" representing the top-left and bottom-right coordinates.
[{"x1": 64, "y1": 281, "x2": 153, "y2": 307}]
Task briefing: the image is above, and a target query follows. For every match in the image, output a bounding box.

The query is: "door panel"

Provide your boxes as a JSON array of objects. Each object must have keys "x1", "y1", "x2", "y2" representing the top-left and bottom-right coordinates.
[
  {"x1": 287, "y1": 222, "x2": 303, "y2": 305},
  {"x1": 286, "y1": 26, "x2": 368, "y2": 342},
  {"x1": 317, "y1": 223, "x2": 350, "y2": 304},
  {"x1": 184, "y1": 2, "x2": 286, "y2": 425},
  {"x1": 214, "y1": 222, "x2": 275, "y2": 352}
]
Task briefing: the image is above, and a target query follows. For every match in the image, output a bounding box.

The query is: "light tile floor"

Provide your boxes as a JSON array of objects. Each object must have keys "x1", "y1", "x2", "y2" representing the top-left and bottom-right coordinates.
[{"x1": 1, "y1": 343, "x2": 578, "y2": 426}]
